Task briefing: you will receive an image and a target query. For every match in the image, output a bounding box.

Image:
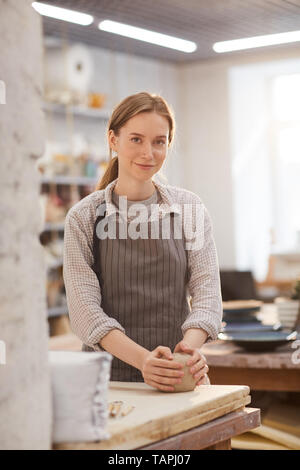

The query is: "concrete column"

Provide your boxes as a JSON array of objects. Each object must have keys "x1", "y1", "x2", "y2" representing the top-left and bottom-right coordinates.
[{"x1": 0, "y1": 0, "x2": 52, "y2": 449}]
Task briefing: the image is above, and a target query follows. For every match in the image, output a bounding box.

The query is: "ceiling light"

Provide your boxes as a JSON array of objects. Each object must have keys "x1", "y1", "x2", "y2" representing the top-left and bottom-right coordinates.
[
  {"x1": 213, "y1": 30, "x2": 300, "y2": 53},
  {"x1": 98, "y1": 20, "x2": 197, "y2": 53},
  {"x1": 32, "y1": 2, "x2": 94, "y2": 26}
]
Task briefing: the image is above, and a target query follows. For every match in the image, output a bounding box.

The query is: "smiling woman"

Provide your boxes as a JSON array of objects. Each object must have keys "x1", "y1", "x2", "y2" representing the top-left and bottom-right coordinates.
[
  {"x1": 107, "y1": 111, "x2": 169, "y2": 199},
  {"x1": 96, "y1": 92, "x2": 175, "y2": 194},
  {"x1": 63, "y1": 91, "x2": 223, "y2": 393}
]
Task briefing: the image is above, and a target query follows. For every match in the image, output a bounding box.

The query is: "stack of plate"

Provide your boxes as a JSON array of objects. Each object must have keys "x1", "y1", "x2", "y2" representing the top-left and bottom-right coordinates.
[
  {"x1": 219, "y1": 299, "x2": 298, "y2": 351},
  {"x1": 221, "y1": 299, "x2": 280, "y2": 333},
  {"x1": 274, "y1": 297, "x2": 299, "y2": 329},
  {"x1": 218, "y1": 330, "x2": 298, "y2": 352},
  {"x1": 222, "y1": 300, "x2": 263, "y2": 327}
]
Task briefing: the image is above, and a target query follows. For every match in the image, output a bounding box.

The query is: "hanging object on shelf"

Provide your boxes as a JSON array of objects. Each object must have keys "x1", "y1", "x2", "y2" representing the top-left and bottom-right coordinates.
[
  {"x1": 87, "y1": 92, "x2": 106, "y2": 109},
  {"x1": 44, "y1": 43, "x2": 94, "y2": 106}
]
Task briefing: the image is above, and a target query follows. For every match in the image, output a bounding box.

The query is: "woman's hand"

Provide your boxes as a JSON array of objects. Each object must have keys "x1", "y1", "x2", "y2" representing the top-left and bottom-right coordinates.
[
  {"x1": 174, "y1": 340, "x2": 210, "y2": 386},
  {"x1": 141, "y1": 346, "x2": 184, "y2": 392}
]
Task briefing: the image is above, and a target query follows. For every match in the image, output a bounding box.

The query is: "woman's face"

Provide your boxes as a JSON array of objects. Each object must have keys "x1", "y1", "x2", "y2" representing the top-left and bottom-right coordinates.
[{"x1": 108, "y1": 112, "x2": 169, "y2": 182}]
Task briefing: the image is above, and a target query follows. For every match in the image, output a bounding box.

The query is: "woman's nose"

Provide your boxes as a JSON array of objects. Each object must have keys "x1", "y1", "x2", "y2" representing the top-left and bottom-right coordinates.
[{"x1": 141, "y1": 142, "x2": 154, "y2": 157}]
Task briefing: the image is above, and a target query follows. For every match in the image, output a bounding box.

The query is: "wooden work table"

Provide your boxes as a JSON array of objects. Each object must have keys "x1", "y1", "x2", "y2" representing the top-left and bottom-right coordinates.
[
  {"x1": 54, "y1": 382, "x2": 260, "y2": 450},
  {"x1": 201, "y1": 339, "x2": 300, "y2": 391}
]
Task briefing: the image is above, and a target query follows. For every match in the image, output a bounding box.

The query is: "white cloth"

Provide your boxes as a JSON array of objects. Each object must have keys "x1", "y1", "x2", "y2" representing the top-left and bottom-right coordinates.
[{"x1": 49, "y1": 350, "x2": 112, "y2": 443}]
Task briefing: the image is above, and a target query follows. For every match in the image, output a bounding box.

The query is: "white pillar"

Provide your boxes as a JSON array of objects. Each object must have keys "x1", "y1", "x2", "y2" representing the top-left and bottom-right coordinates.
[{"x1": 0, "y1": 0, "x2": 52, "y2": 449}]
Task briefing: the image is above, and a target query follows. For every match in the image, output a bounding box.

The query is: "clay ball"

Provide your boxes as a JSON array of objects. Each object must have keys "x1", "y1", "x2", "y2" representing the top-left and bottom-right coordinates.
[{"x1": 168, "y1": 353, "x2": 198, "y2": 393}]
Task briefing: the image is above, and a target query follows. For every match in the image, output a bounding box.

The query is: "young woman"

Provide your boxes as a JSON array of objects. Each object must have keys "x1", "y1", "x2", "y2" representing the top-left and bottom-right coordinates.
[{"x1": 63, "y1": 92, "x2": 223, "y2": 392}]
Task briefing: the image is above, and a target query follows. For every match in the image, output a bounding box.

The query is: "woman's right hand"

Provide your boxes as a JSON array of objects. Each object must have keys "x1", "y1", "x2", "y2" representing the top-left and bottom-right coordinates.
[{"x1": 140, "y1": 346, "x2": 184, "y2": 392}]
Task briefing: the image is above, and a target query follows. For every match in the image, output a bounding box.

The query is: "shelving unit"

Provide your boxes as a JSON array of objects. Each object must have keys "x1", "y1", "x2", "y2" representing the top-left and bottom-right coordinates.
[
  {"x1": 42, "y1": 101, "x2": 111, "y2": 120},
  {"x1": 40, "y1": 100, "x2": 109, "y2": 321},
  {"x1": 40, "y1": 175, "x2": 98, "y2": 186},
  {"x1": 46, "y1": 258, "x2": 63, "y2": 270},
  {"x1": 43, "y1": 222, "x2": 65, "y2": 232},
  {"x1": 48, "y1": 305, "x2": 69, "y2": 318}
]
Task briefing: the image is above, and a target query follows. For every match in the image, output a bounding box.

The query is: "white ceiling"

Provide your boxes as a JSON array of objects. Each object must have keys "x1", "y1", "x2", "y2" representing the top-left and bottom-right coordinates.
[{"x1": 42, "y1": 0, "x2": 300, "y2": 63}]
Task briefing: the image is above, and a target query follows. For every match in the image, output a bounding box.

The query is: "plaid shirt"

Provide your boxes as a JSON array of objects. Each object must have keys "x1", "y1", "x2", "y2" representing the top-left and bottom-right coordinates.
[{"x1": 63, "y1": 177, "x2": 223, "y2": 351}]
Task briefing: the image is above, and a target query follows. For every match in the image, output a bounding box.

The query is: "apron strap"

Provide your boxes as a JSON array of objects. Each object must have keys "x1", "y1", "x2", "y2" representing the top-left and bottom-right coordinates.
[{"x1": 92, "y1": 202, "x2": 107, "y2": 283}]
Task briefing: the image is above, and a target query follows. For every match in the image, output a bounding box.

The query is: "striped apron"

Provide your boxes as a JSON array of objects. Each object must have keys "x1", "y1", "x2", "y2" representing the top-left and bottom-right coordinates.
[{"x1": 82, "y1": 198, "x2": 190, "y2": 382}]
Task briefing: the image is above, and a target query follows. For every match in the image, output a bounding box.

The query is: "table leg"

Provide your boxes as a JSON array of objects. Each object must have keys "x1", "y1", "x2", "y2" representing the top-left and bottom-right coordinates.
[{"x1": 204, "y1": 439, "x2": 231, "y2": 450}]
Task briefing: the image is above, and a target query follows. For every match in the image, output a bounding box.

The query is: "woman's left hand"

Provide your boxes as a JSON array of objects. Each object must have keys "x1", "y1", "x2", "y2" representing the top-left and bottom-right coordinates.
[{"x1": 173, "y1": 341, "x2": 210, "y2": 386}]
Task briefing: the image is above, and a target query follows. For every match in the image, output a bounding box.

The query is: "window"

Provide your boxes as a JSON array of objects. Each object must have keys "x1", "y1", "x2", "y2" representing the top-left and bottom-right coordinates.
[{"x1": 271, "y1": 73, "x2": 300, "y2": 250}]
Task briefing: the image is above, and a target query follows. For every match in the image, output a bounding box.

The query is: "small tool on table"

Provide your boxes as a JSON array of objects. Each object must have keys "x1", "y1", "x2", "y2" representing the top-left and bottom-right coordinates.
[{"x1": 108, "y1": 400, "x2": 135, "y2": 418}]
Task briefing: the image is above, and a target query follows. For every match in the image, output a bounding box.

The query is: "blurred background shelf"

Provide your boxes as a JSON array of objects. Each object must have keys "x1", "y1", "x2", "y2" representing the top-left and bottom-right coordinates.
[
  {"x1": 47, "y1": 258, "x2": 63, "y2": 270},
  {"x1": 42, "y1": 101, "x2": 110, "y2": 119},
  {"x1": 39, "y1": 91, "x2": 109, "y2": 328},
  {"x1": 48, "y1": 305, "x2": 68, "y2": 318},
  {"x1": 43, "y1": 222, "x2": 65, "y2": 232},
  {"x1": 40, "y1": 174, "x2": 98, "y2": 186}
]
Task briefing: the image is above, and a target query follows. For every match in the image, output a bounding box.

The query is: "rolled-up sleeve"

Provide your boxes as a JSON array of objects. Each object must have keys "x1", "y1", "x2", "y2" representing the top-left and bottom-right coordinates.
[
  {"x1": 181, "y1": 205, "x2": 223, "y2": 341},
  {"x1": 63, "y1": 211, "x2": 126, "y2": 351}
]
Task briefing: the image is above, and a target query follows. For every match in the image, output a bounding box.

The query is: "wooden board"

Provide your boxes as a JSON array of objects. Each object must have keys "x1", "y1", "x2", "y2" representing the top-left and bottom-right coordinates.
[
  {"x1": 251, "y1": 424, "x2": 300, "y2": 450},
  {"x1": 54, "y1": 382, "x2": 251, "y2": 450},
  {"x1": 140, "y1": 408, "x2": 260, "y2": 450},
  {"x1": 232, "y1": 432, "x2": 290, "y2": 450}
]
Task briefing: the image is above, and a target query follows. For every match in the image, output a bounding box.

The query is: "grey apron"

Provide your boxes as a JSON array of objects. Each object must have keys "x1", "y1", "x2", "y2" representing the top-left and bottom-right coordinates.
[{"x1": 82, "y1": 198, "x2": 190, "y2": 382}]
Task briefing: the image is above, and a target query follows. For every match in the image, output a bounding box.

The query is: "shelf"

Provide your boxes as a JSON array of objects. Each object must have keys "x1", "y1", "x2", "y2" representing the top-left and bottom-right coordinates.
[
  {"x1": 40, "y1": 175, "x2": 98, "y2": 186},
  {"x1": 48, "y1": 305, "x2": 68, "y2": 318},
  {"x1": 43, "y1": 102, "x2": 110, "y2": 119},
  {"x1": 47, "y1": 258, "x2": 63, "y2": 270},
  {"x1": 43, "y1": 222, "x2": 65, "y2": 232},
  {"x1": 270, "y1": 251, "x2": 300, "y2": 262}
]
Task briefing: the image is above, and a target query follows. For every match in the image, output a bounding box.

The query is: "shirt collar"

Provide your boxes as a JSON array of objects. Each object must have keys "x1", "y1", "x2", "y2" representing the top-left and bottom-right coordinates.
[{"x1": 103, "y1": 177, "x2": 181, "y2": 218}]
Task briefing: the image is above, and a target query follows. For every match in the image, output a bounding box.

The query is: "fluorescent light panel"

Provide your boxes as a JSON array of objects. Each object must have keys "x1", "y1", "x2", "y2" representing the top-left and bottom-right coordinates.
[
  {"x1": 32, "y1": 2, "x2": 94, "y2": 26},
  {"x1": 99, "y1": 20, "x2": 197, "y2": 53},
  {"x1": 213, "y1": 30, "x2": 300, "y2": 53}
]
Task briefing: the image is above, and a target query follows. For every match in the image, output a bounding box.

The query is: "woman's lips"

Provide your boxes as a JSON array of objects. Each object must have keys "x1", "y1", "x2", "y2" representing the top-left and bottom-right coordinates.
[{"x1": 135, "y1": 163, "x2": 155, "y2": 169}]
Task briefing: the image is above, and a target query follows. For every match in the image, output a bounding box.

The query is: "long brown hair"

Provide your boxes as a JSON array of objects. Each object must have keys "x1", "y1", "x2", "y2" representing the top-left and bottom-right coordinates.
[{"x1": 94, "y1": 91, "x2": 176, "y2": 191}]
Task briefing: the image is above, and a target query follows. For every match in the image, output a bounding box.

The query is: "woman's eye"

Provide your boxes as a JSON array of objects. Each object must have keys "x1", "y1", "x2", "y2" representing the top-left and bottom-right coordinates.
[{"x1": 131, "y1": 137, "x2": 165, "y2": 145}]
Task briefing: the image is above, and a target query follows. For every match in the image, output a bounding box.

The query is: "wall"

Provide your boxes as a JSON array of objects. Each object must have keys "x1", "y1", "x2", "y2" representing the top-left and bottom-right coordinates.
[
  {"x1": 0, "y1": 0, "x2": 52, "y2": 449},
  {"x1": 178, "y1": 60, "x2": 235, "y2": 269},
  {"x1": 178, "y1": 45, "x2": 300, "y2": 276}
]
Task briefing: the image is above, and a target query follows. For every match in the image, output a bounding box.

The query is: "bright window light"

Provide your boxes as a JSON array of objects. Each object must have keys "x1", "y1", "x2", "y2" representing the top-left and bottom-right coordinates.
[
  {"x1": 98, "y1": 20, "x2": 197, "y2": 53},
  {"x1": 213, "y1": 30, "x2": 300, "y2": 53},
  {"x1": 273, "y1": 74, "x2": 300, "y2": 121},
  {"x1": 32, "y1": 2, "x2": 94, "y2": 26}
]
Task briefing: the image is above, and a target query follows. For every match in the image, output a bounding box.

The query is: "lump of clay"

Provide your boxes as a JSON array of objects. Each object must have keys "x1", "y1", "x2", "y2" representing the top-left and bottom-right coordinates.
[{"x1": 169, "y1": 353, "x2": 198, "y2": 393}]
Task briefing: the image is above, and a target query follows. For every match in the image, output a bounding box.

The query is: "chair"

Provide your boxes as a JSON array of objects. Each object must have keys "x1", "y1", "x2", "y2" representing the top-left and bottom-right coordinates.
[{"x1": 220, "y1": 270, "x2": 258, "y2": 301}]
